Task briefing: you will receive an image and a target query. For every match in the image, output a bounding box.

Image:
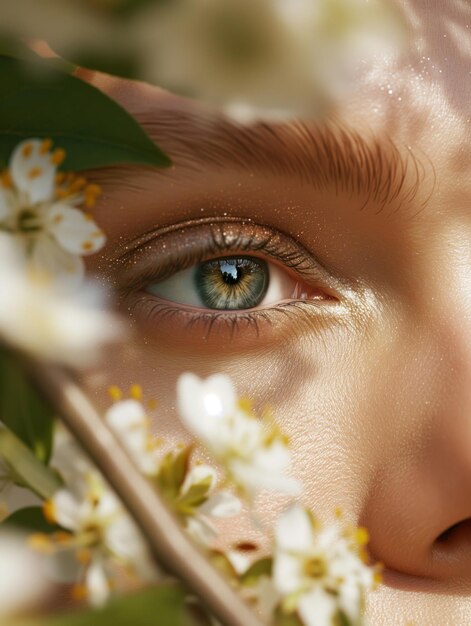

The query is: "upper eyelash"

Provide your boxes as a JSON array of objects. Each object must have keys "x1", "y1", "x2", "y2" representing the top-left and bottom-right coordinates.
[{"x1": 115, "y1": 218, "x2": 342, "y2": 298}]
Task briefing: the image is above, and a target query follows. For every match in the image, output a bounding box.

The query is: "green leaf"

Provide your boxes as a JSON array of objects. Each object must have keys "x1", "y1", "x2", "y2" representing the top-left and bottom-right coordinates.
[
  {"x1": 274, "y1": 612, "x2": 304, "y2": 626},
  {"x1": 0, "y1": 428, "x2": 62, "y2": 499},
  {"x1": 0, "y1": 348, "x2": 55, "y2": 463},
  {"x1": 0, "y1": 55, "x2": 170, "y2": 171},
  {"x1": 176, "y1": 476, "x2": 212, "y2": 515},
  {"x1": 334, "y1": 610, "x2": 355, "y2": 626},
  {"x1": 240, "y1": 557, "x2": 272, "y2": 586},
  {"x1": 3, "y1": 506, "x2": 60, "y2": 533},
  {"x1": 14, "y1": 584, "x2": 192, "y2": 626},
  {"x1": 156, "y1": 446, "x2": 192, "y2": 500}
]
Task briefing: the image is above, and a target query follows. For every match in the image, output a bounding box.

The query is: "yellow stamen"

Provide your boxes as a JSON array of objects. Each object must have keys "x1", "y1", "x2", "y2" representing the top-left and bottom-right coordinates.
[
  {"x1": 40, "y1": 139, "x2": 53, "y2": 154},
  {"x1": 43, "y1": 499, "x2": 56, "y2": 524},
  {"x1": 108, "y1": 385, "x2": 122, "y2": 401},
  {"x1": 55, "y1": 172, "x2": 65, "y2": 184},
  {"x1": 22, "y1": 143, "x2": 33, "y2": 158},
  {"x1": 85, "y1": 183, "x2": 101, "y2": 196},
  {"x1": 28, "y1": 533, "x2": 54, "y2": 554},
  {"x1": 55, "y1": 189, "x2": 70, "y2": 200},
  {"x1": 53, "y1": 214, "x2": 64, "y2": 225},
  {"x1": 1, "y1": 170, "x2": 12, "y2": 188},
  {"x1": 81, "y1": 241, "x2": 94, "y2": 251},
  {"x1": 84, "y1": 212, "x2": 94, "y2": 221},
  {"x1": 51, "y1": 148, "x2": 66, "y2": 166},
  {"x1": 354, "y1": 527, "x2": 370, "y2": 546},
  {"x1": 28, "y1": 166, "x2": 43, "y2": 179},
  {"x1": 84, "y1": 194, "x2": 97, "y2": 208},
  {"x1": 76, "y1": 549, "x2": 92, "y2": 565},
  {"x1": 237, "y1": 397, "x2": 253, "y2": 414},
  {"x1": 53, "y1": 531, "x2": 73, "y2": 545},
  {"x1": 71, "y1": 584, "x2": 88, "y2": 601},
  {"x1": 92, "y1": 230, "x2": 104, "y2": 238},
  {"x1": 130, "y1": 384, "x2": 142, "y2": 400},
  {"x1": 70, "y1": 177, "x2": 86, "y2": 192},
  {"x1": 334, "y1": 507, "x2": 343, "y2": 519}
]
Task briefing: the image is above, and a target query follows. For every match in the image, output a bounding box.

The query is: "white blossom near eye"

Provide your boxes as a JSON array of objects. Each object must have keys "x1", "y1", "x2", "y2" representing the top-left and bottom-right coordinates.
[
  {"x1": 179, "y1": 463, "x2": 242, "y2": 545},
  {"x1": 0, "y1": 530, "x2": 51, "y2": 617},
  {"x1": 177, "y1": 373, "x2": 301, "y2": 499},
  {"x1": 272, "y1": 505, "x2": 378, "y2": 626},
  {"x1": 0, "y1": 234, "x2": 122, "y2": 365},
  {"x1": 105, "y1": 397, "x2": 160, "y2": 476},
  {"x1": 35, "y1": 469, "x2": 158, "y2": 607},
  {"x1": 0, "y1": 138, "x2": 105, "y2": 286}
]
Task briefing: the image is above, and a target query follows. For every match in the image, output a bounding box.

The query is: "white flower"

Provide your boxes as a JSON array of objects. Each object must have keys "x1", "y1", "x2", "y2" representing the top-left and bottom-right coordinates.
[
  {"x1": 105, "y1": 393, "x2": 241, "y2": 545},
  {"x1": 137, "y1": 0, "x2": 404, "y2": 122},
  {"x1": 0, "y1": 234, "x2": 122, "y2": 365},
  {"x1": 177, "y1": 373, "x2": 301, "y2": 499},
  {"x1": 0, "y1": 529, "x2": 51, "y2": 617},
  {"x1": 0, "y1": 138, "x2": 105, "y2": 286},
  {"x1": 272, "y1": 505, "x2": 377, "y2": 626},
  {"x1": 106, "y1": 398, "x2": 160, "y2": 476},
  {"x1": 39, "y1": 470, "x2": 157, "y2": 607},
  {"x1": 179, "y1": 463, "x2": 241, "y2": 545}
]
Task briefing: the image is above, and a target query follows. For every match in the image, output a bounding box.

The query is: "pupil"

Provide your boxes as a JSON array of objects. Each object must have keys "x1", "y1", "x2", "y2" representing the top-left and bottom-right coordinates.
[
  {"x1": 194, "y1": 256, "x2": 268, "y2": 310},
  {"x1": 220, "y1": 260, "x2": 241, "y2": 285}
]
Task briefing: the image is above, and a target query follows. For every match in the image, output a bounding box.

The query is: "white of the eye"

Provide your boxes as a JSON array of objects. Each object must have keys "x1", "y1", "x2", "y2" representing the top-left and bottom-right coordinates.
[
  {"x1": 147, "y1": 266, "x2": 204, "y2": 306},
  {"x1": 146, "y1": 260, "x2": 296, "y2": 309}
]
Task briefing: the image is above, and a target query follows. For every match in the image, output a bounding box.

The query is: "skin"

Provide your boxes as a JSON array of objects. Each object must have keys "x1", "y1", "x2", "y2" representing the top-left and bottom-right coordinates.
[{"x1": 79, "y1": 0, "x2": 471, "y2": 622}]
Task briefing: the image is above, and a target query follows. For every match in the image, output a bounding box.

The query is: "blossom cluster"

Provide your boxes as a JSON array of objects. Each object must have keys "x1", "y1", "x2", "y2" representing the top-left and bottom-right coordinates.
[
  {"x1": 1, "y1": 375, "x2": 380, "y2": 625},
  {"x1": 0, "y1": 138, "x2": 120, "y2": 365}
]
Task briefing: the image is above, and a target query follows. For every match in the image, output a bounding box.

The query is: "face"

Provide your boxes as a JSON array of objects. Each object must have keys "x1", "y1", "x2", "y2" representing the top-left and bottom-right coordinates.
[{"x1": 81, "y1": 0, "x2": 471, "y2": 622}]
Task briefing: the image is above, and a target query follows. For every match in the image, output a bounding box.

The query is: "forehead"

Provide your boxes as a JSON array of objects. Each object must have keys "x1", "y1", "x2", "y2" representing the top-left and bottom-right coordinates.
[{"x1": 339, "y1": 0, "x2": 471, "y2": 145}]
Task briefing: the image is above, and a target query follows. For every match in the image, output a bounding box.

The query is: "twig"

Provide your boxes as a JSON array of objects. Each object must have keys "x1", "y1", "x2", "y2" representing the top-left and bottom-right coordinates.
[{"x1": 29, "y1": 362, "x2": 265, "y2": 626}]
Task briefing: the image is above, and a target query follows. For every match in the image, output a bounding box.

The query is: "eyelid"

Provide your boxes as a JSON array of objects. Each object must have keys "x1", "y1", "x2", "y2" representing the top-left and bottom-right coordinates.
[{"x1": 113, "y1": 216, "x2": 347, "y2": 301}]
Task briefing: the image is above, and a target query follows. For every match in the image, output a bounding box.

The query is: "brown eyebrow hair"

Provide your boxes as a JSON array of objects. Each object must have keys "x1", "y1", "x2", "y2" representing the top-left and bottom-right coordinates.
[{"x1": 97, "y1": 103, "x2": 430, "y2": 212}]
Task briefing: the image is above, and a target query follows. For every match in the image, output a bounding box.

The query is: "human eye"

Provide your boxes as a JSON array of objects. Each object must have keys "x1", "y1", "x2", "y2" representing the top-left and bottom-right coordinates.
[{"x1": 114, "y1": 218, "x2": 348, "y2": 342}]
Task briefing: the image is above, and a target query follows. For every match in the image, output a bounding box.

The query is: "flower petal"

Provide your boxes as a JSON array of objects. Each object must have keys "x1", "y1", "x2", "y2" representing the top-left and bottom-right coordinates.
[
  {"x1": 30, "y1": 235, "x2": 84, "y2": 289},
  {"x1": 298, "y1": 587, "x2": 338, "y2": 626},
  {"x1": 106, "y1": 399, "x2": 147, "y2": 433},
  {"x1": 47, "y1": 203, "x2": 106, "y2": 255},
  {"x1": 199, "y1": 490, "x2": 242, "y2": 518},
  {"x1": 51, "y1": 490, "x2": 81, "y2": 530},
  {"x1": 177, "y1": 372, "x2": 237, "y2": 442},
  {"x1": 181, "y1": 464, "x2": 217, "y2": 494},
  {"x1": 185, "y1": 516, "x2": 218, "y2": 545},
  {"x1": 230, "y1": 459, "x2": 301, "y2": 497},
  {"x1": 85, "y1": 558, "x2": 110, "y2": 608},
  {"x1": 275, "y1": 505, "x2": 313, "y2": 552},
  {"x1": 273, "y1": 550, "x2": 303, "y2": 595},
  {"x1": 10, "y1": 139, "x2": 56, "y2": 205}
]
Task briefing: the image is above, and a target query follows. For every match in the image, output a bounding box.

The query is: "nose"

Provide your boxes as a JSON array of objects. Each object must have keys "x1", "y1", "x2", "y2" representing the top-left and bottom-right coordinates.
[{"x1": 361, "y1": 306, "x2": 471, "y2": 585}]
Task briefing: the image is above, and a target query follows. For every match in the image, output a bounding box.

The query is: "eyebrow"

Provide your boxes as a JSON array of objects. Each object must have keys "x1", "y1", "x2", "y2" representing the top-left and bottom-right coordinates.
[{"x1": 99, "y1": 104, "x2": 429, "y2": 212}]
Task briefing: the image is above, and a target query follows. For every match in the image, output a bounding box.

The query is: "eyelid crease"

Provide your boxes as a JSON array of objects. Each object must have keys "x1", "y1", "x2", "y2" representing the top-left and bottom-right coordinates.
[{"x1": 113, "y1": 217, "x2": 348, "y2": 298}]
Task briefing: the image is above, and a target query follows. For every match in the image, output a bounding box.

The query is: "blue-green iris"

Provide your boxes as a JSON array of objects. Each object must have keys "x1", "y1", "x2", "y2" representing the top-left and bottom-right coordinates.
[{"x1": 194, "y1": 256, "x2": 268, "y2": 310}]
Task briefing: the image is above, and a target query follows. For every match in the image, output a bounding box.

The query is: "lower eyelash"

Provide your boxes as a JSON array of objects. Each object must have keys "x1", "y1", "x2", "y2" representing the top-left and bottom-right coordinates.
[{"x1": 126, "y1": 294, "x2": 331, "y2": 340}]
